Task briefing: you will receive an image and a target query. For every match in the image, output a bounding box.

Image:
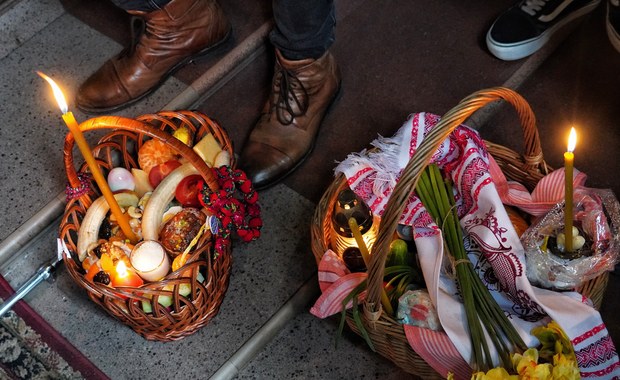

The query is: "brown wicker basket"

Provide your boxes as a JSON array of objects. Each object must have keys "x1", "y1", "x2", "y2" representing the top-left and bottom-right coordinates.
[
  {"x1": 310, "y1": 87, "x2": 609, "y2": 377},
  {"x1": 59, "y1": 110, "x2": 233, "y2": 341}
]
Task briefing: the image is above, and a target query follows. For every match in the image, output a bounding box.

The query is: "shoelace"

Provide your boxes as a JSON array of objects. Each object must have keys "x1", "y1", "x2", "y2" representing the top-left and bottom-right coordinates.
[
  {"x1": 521, "y1": 0, "x2": 550, "y2": 16},
  {"x1": 271, "y1": 65, "x2": 308, "y2": 125}
]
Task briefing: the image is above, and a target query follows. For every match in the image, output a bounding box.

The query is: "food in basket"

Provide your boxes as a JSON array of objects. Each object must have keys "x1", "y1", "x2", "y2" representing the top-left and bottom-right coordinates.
[
  {"x1": 138, "y1": 138, "x2": 178, "y2": 175},
  {"x1": 522, "y1": 188, "x2": 620, "y2": 289},
  {"x1": 141, "y1": 163, "x2": 201, "y2": 241},
  {"x1": 175, "y1": 174, "x2": 204, "y2": 208},
  {"x1": 77, "y1": 191, "x2": 140, "y2": 260},
  {"x1": 107, "y1": 167, "x2": 135, "y2": 192},
  {"x1": 149, "y1": 159, "x2": 182, "y2": 188},
  {"x1": 396, "y1": 289, "x2": 441, "y2": 331},
  {"x1": 159, "y1": 208, "x2": 207, "y2": 256},
  {"x1": 192, "y1": 133, "x2": 223, "y2": 166},
  {"x1": 172, "y1": 125, "x2": 194, "y2": 147},
  {"x1": 342, "y1": 246, "x2": 366, "y2": 272},
  {"x1": 131, "y1": 168, "x2": 153, "y2": 197},
  {"x1": 505, "y1": 205, "x2": 529, "y2": 237}
]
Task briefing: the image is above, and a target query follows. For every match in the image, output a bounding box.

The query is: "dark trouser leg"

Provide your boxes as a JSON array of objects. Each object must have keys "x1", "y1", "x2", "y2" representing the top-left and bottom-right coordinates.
[
  {"x1": 270, "y1": 0, "x2": 336, "y2": 60},
  {"x1": 109, "y1": 0, "x2": 171, "y2": 12}
]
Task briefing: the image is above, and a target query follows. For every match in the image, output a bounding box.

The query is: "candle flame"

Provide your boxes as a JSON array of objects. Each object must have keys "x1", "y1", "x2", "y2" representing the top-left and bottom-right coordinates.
[
  {"x1": 116, "y1": 261, "x2": 128, "y2": 277},
  {"x1": 37, "y1": 71, "x2": 69, "y2": 114},
  {"x1": 567, "y1": 127, "x2": 577, "y2": 152}
]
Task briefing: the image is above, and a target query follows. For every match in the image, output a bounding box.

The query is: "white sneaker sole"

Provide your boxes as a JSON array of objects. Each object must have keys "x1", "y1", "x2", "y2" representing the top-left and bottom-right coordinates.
[{"x1": 486, "y1": 0, "x2": 601, "y2": 61}]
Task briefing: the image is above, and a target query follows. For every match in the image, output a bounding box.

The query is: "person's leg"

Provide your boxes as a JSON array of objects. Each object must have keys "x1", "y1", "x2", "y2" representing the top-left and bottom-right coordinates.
[
  {"x1": 239, "y1": 0, "x2": 341, "y2": 189},
  {"x1": 76, "y1": 0, "x2": 231, "y2": 113},
  {"x1": 270, "y1": 0, "x2": 336, "y2": 60},
  {"x1": 110, "y1": 0, "x2": 170, "y2": 12}
]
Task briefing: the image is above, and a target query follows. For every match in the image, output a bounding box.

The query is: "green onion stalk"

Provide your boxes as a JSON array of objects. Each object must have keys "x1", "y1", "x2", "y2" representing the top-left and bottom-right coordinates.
[{"x1": 416, "y1": 164, "x2": 526, "y2": 371}]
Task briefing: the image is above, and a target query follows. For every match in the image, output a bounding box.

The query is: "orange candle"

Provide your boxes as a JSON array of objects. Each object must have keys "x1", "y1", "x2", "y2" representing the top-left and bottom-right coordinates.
[
  {"x1": 38, "y1": 72, "x2": 138, "y2": 243},
  {"x1": 564, "y1": 127, "x2": 577, "y2": 252},
  {"x1": 111, "y1": 261, "x2": 144, "y2": 288}
]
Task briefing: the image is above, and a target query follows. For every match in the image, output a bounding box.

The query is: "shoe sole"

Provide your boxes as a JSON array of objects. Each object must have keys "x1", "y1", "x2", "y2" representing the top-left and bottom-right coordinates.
[
  {"x1": 486, "y1": 0, "x2": 600, "y2": 61},
  {"x1": 253, "y1": 81, "x2": 344, "y2": 191},
  {"x1": 606, "y1": 4, "x2": 620, "y2": 53},
  {"x1": 77, "y1": 27, "x2": 235, "y2": 114}
]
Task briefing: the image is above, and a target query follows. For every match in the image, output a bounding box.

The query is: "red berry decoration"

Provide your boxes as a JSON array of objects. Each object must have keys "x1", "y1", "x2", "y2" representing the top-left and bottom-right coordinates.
[{"x1": 200, "y1": 166, "x2": 263, "y2": 258}]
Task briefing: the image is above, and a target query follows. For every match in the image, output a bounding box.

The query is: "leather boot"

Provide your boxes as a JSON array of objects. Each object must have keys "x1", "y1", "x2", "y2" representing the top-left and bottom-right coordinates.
[
  {"x1": 240, "y1": 49, "x2": 341, "y2": 189},
  {"x1": 76, "y1": 0, "x2": 231, "y2": 113}
]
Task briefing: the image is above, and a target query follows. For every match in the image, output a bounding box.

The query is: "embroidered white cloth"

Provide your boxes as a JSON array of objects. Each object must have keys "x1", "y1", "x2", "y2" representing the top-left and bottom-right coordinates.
[{"x1": 313, "y1": 112, "x2": 619, "y2": 379}]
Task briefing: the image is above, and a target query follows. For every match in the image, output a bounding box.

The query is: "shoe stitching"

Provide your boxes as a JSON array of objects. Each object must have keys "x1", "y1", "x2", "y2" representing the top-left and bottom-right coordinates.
[{"x1": 271, "y1": 65, "x2": 309, "y2": 126}]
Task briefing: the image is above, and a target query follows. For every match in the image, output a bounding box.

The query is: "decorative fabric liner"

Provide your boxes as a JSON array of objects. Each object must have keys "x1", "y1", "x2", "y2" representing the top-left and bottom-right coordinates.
[
  {"x1": 0, "y1": 274, "x2": 109, "y2": 380},
  {"x1": 311, "y1": 113, "x2": 620, "y2": 379}
]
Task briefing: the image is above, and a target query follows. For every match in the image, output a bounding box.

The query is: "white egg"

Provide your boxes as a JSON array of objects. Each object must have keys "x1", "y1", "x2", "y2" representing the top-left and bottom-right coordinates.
[{"x1": 108, "y1": 167, "x2": 135, "y2": 192}]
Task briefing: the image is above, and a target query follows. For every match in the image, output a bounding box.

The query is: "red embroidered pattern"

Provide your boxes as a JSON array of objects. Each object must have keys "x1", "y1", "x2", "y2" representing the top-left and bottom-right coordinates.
[
  {"x1": 573, "y1": 323, "x2": 607, "y2": 345},
  {"x1": 575, "y1": 335, "x2": 617, "y2": 367}
]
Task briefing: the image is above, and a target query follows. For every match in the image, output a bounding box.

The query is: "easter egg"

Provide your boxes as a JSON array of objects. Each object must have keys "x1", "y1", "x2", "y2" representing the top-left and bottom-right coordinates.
[{"x1": 108, "y1": 167, "x2": 135, "y2": 192}]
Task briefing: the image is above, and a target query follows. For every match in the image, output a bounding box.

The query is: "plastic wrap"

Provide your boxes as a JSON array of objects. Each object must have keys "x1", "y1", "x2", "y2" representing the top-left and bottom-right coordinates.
[{"x1": 521, "y1": 188, "x2": 620, "y2": 290}]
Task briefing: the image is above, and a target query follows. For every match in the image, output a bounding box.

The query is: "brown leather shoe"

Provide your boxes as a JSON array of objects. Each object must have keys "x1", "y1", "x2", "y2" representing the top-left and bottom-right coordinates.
[
  {"x1": 240, "y1": 49, "x2": 341, "y2": 190},
  {"x1": 76, "y1": 0, "x2": 231, "y2": 113}
]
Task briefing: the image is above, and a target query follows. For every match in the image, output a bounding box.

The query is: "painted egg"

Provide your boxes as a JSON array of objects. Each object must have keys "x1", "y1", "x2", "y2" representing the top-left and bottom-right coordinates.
[{"x1": 108, "y1": 167, "x2": 135, "y2": 192}]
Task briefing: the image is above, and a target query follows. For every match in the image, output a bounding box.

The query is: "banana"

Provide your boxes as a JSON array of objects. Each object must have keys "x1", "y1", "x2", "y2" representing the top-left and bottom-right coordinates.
[
  {"x1": 77, "y1": 192, "x2": 139, "y2": 261},
  {"x1": 141, "y1": 163, "x2": 198, "y2": 241}
]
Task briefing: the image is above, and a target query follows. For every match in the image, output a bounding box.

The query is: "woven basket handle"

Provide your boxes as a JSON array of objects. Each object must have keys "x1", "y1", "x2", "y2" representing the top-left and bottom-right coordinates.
[
  {"x1": 364, "y1": 86, "x2": 540, "y2": 316},
  {"x1": 63, "y1": 116, "x2": 219, "y2": 193}
]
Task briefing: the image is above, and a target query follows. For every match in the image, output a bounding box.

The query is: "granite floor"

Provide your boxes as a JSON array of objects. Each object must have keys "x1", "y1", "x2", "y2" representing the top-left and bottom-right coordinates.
[{"x1": 1, "y1": 0, "x2": 619, "y2": 379}]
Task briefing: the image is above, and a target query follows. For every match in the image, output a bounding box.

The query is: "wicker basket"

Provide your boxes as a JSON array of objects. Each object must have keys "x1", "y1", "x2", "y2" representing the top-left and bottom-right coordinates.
[
  {"x1": 310, "y1": 87, "x2": 609, "y2": 377},
  {"x1": 59, "y1": 110, "x2": 233, "y2": 342}
]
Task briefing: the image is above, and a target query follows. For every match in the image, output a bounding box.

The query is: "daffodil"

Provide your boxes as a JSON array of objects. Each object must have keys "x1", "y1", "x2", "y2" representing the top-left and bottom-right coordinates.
[
  {"x1": 459, "y1": 322, "x2": 580, "y2": 379},
  {"x1": 471, "y1": 367, "x2": 519, "y2": 380},
  {"x1": 551, "y1": 352, "x2": 580, "y2": 380}
]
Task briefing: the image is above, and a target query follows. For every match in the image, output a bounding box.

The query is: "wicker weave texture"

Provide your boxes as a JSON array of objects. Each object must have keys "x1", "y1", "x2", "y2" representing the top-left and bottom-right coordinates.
[
  {"x1": 310, "y1": 87, "x2": 608, "y2": 377},
  {"x1": 59, "y1": 111, "x2": 233, "y2": 341}
]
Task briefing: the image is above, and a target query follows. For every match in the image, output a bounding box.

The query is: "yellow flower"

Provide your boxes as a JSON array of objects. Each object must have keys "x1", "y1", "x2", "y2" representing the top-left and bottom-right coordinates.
[
  {"x1": 551, "y1": 353, "x2": 580, "y2": 380},
  {"x1": 512, "y1": 348, "x2": 553, "y2": 379},
  {"x1": 531, "y1": 321, "x2": 575, "y2": 362},
  {"x1": 471, "y1": 368, "x2": 518, "y2": 380}
]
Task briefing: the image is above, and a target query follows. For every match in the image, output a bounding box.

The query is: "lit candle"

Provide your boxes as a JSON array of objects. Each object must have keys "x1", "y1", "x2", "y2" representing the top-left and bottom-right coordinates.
[
  {"x1": 348, "y1": 217, "x2": 393, "y2": 316},
  {"x1": 564, "y1": 127, "x2": 577, "y2": 252},
  {"x1": 130, "y1": 241, "x2": 170, "y2": 282},
  {"x1": 111, "y1": 261, "x2": 144, "y2": 288},
  {"x1": 38, "y1": 72, "x2": 138, "y2": 243}
]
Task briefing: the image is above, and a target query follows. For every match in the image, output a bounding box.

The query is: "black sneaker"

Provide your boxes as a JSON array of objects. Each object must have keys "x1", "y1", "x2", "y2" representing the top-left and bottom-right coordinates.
[
  {"x1": 607, "y1": 0, "x2": 620, "y2": 52},
  {"x1": 486, "y1": 0, "x2": 601, "y2": 60}
]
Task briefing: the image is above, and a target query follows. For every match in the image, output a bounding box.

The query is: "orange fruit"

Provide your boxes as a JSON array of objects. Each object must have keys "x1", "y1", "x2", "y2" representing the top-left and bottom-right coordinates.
[
  {"x1": 505, "y1": 206, "x2": 529, "y2": 237},
  {"x1": 138, "y1": 139, "x2": 177, "y2": 174}
]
